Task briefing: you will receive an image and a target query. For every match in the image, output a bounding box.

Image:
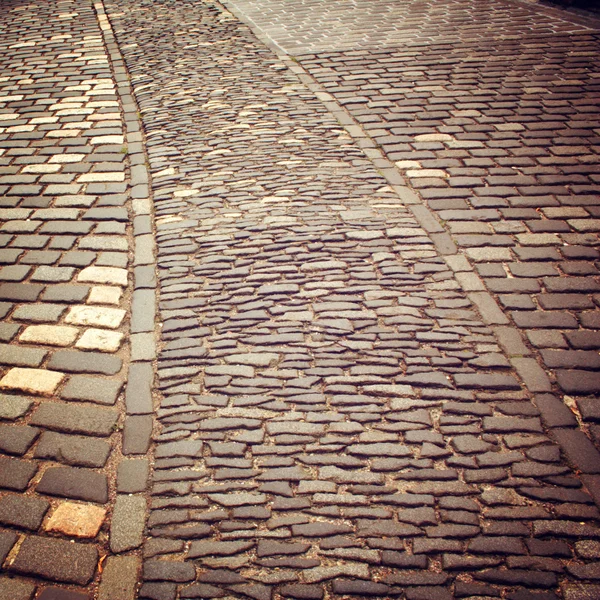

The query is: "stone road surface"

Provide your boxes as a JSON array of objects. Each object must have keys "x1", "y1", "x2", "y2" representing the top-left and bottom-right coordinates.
[{"x1": 1, "y1": 0, "x2": 600, "y2": 598}]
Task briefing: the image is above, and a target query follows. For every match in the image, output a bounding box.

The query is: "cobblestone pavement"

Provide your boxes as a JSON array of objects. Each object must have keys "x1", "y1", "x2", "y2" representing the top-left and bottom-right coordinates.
[
  {"x1": 0, "y1": 0, "x2": 153, "y2": 597},
  {"x1": 224, "y1": 0, "x2": 600, "y2": 425},
  {"x1": 2, "y1": 0, "x2": 600, "y2": 598}
]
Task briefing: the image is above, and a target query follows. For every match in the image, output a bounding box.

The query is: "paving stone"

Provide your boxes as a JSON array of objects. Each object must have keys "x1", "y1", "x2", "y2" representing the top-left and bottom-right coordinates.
[
  {"x1": 37, "y1": 588, "x2": 91, "y2": 600},
  {"x1": 41, "y1": 285, "x2": 90, "y2": 303},
  {"x1": 19, "y1": 325, "x2": 79, "y2": 346},
  {"x1": 117, "y1": 458, "x2": 150, "y2": 493},
  {"x1": 0, "y1": 578, "x2": 36, "y2": 600},
  {"x1": 0, "y1": 343, "x2": 46, "y2": 367},
  {"x1": 110, "y1": 495, "x2": 146, "y2": 552},
  {"x1": 0, "y1": 455, "x2": 37, "y2": 491},
  {"x1": 61, "y1": 375, "x2": 123, "y2": 405},
  {"x1": 122, "y1": 415, "x2": 153, "y2": 454},
  {"x1": 76, "y1": 328, "x2": 124, "y2": 352},
  {"x1": 125, "y1": 362, "x2": 154, "y2": 414},
  {"x1": 9, "y1": 535, "x2": 98, "y2": 585},
  {"x1": 0, "y1": 494, "x2": 49, "y2": 530},
  {"x1": 88, "y1": 285, "x2": 123, "y2": 306},
  {"x1": 143, "y1": 561, "x2": 196, "y2": 582},
  {"x1": 47, "y1": 350, "x2": 122, "y2": 375},
  {"x1": 98, "y1": 556, "x2": 139, "y2": 600},
  {"x1": 12, "y1": 303, "x2": 66, "y2": 323},
  {"x1": 65, "y1": 305, "x2": 126, "y2": 329},
  {"x1": 78, "y1": 266, "x2": 128, "y2": 287},
  {"x1": 32, "y1": 396, "x2": 119, "y2": 436},
  {"x1": 556, "y1": 371, "x2": 600, "y2": 395},
  {"x1": 45, "y1": 502, "x2": 106, "y2": 538},
  {"x1": 0, "y1": 531, "x2": 18, "y2": 565},
  {"x1": 0, "y1": 283, "x2": 44, "y2": 302},
  {"x1": 552, "y1": 429, "x2": 600, "y2": 474},
  {"x1": 36, "y1": 466, "x2": 108, "y2": 503},
  {"x1": 0, "y1": 424, "x2": 40, "y2": 455},
  {"x1": 0, "y1": 394, "x2": 33, "y2": 420}
]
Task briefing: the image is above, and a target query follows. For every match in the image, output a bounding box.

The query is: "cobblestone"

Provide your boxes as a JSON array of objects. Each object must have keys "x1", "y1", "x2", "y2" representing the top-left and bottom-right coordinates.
[
  {"x1": 3, "y1": 0, "x2": 600, "y2": 596},
  {"x1": 94, "y1": 0, "x2": 600, "y2": 597}
]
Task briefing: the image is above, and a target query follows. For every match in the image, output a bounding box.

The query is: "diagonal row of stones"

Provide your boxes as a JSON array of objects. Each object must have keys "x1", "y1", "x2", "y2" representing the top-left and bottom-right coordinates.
[
  {"x1": 0, "y1": 0, "x2": 143, "y2": 598},
  {"x1": 106, "y1": 1, "x2": 600, "y2": 599}
]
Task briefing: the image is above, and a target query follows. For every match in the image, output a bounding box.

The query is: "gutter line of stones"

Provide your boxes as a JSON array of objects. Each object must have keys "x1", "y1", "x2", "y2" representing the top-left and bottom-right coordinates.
[
  {"x1": 221, "y1": 0, "x2": 600, "y2": 508},
  {"x1": 92, "y1": 2, "x2": 158, "y2": 597}
]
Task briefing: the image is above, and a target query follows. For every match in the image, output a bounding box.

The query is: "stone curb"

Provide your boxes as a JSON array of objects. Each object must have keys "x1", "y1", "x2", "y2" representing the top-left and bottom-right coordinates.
[{"x1": 92, "y1": 1, "x2": 157, "y2": 596}]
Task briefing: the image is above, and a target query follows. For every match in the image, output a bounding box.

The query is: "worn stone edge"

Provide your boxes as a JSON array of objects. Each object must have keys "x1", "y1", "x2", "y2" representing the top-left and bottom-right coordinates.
[
  {"x1": 92, "y1": 1, "x2": 154, "y2": 595},
  {"x1": 221, "y1": 0, "x2": 600, "y2": 504}
]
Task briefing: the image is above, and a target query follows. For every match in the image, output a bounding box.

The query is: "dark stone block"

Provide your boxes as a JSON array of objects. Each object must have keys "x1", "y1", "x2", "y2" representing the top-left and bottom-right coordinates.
[
  {"x1": 0, "y1": 456, "x2": 37, "y2": 491},
  {"x1": 47, "y1": 350, "x2": 122, "y2": 375},
  {"x1": 0, "y1": 494, "x2": 49, "y2": 530},
  {"x1": 30, "y1": 403, "x2": 118, "y2": 437},
  {"x1": 0, "y1": 424, "x2": 40, "y2": 455},
  {"x1": 9, "y1": 535, "x2": 98, "y2": 585},
  {"x1": 34, "y1": 431, "x2": 111, "y2": 468},
  {"x1": 36, "y1": 466, "x2": 108, "y2": 503}
]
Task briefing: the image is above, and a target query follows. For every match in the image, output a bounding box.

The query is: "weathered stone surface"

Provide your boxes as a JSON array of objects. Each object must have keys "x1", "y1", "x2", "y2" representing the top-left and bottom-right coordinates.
[
  {"x1": 36, "y1": 467, "x2": 108, "y2": 503},
  {"x1": 110, "y1": 496, "x2": 146, "y2": 552},
  {"x1": 30, "y1": 403, "x2": 118, "y2": 437},
  {"x1": 10, "y1": 535, "x2": 98, "y2": 585},
  {"x1": 98, "y1": 556, "x2": 139, "y2": 600},
  {"x1": 45, "y1": 502, "x2": 106, "y2": 538}
]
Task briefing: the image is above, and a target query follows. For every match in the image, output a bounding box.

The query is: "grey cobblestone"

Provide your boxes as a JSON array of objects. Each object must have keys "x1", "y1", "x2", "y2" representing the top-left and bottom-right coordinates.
[
  {"x1": 103, "y1": 0, "x2": 600, "y2": 597},
  {"x1": 3, "y1": 0, "x2": 600, "y2": 596}
]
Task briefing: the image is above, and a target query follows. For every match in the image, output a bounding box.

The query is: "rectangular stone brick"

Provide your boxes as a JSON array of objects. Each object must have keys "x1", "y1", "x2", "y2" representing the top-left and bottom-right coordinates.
[
  {"x1": 36, "y1": 466, "x2": 108, "y2": 503},
  {"x1": 0, "y1": 455, "x2": 37, "y2": 490},
  {"x1": 34, "y1": 431, "x2": 111, "y2": 468},
  {"x1": 30, "y1": 402, "x2": 118, "y2": 437},
  {"x1": 0, "y1": 343, "x2": 46, "y2": 367},
  {"x1": 9, "y1": 535, "x2": 98, "y2": 585},
  {"x1": 48, "y1": 350, "x2": 122, "y2": 375}
]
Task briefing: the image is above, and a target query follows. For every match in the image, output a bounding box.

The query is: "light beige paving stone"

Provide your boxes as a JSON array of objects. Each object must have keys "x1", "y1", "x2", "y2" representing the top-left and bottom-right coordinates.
[
  {"x1": 22, "y1": 164, "x2": 62, "y2": 173},
  {"x1": 45, "y1": 502, "x2": 106, "y2": 538},
  {"x1": 465, "y1": 247, "x2": 512, "y2": 262},
  {"x1": 516, "y1": 233, "x2": 562, "y2": 246},
  {"x1": 386, "y1": 227, "x2": 427, "y2": 238},
  {"x1": 88, "y1": 285, "x2": 123, "y2": 305},
  {"x1": 91, "y1": 134, "x2": 123, "y2": 144},
  {"x1": 406, "y1": 169, "x2": 448, "y2": 178},
  {"x1": 414, "y1": 133, "x2": 454, "y2": 142},
  {"x1": 49, "y1": 153, "x2": 86, "y2": 163},
  {"x1": 20, "y1": 325, "x2": 79, "y2": 346},
  {"x1": 78, "y1": 172, "x2": 125, "y2": 183},
  {"x1": 0, "y1": 368, "x2": 65, "y2": 395},
  {"x1": 78, "y1": 266, "x2": 128, "y2": 287},
  {"x1": 79, "y1": 237, "x2": 128, "y2": 252},
  {"x1": 65, "y1": 306, "x2": 126, "y2": 329},
  {"x1": 76, "y1": 329, "x2": 124, "y2": 352},
  {"x1": 47, "y1": 129, "x2": 81, "y2": 138}
]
